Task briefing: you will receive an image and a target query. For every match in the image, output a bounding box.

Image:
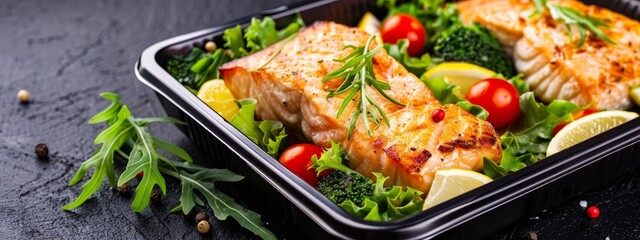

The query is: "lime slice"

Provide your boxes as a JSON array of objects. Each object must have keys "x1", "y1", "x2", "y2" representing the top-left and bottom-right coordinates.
[
  {"x1": 547, "y1": 110, "x2": 639, "y2": 156},
  {"x1": 422, "y1": 62, "x2": 496, "y2": 97},
  {"x1": 423, "y1": 169, "x2": 492, "y2": 210},
  {"x1": 631, "y1": 85, "x2": 640, "y2": 107},
  {"x1": 197, "y1": 80, "x2": 239, "y2": 121},
  {"x1": 358, "y1": 12, "x2": 383, "y2": 44}
]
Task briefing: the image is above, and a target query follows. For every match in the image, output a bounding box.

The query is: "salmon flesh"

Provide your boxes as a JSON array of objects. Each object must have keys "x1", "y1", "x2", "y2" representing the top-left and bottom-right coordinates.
[
  {"x1": 457, "y1": 0, "x2": 640, "y2": 110},
  {"x1": 220, "y1": 21, "x2": 502, "y2": 192}
]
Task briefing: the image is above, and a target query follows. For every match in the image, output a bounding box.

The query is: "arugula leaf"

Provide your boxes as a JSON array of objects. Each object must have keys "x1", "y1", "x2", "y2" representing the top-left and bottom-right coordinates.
[
  {"x1": 88, "y1": 92, "x2": 123, "y2": 124},
  {"x1": 65, "y1": 92, "x2": 276, "y2": 239},
  {"x1": 160, "y1": 162, "x2": 277, "y2": 240},
  {"x1": 340, "y1": 173, "x2": 424, "y2": 221},
  {"x1": 310, "y1": 141, "x2": 356, "y2": 175},
  {"x1": 383, "y1": 39, "x2": 441, "y2": 77},
  {"x1": 484, "y1": 92, "x2": 579, "y2": 178},
  {"x1": 63, "y1": 105, "x2": 134, "y2": 210},
  {"x1": 230, "y1": 98, "x2": 287, "y2": 157}
]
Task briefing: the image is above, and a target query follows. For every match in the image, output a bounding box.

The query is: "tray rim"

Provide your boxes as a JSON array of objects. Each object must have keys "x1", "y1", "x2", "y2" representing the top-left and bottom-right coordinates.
[{"x1": 135, "y1": 0, "x2": 640, "y2": 238}]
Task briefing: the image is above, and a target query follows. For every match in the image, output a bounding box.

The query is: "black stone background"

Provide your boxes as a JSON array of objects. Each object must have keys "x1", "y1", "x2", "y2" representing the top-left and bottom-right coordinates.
[{"x1": 0, "y1": 0, "x2": 639, "y2": 239}]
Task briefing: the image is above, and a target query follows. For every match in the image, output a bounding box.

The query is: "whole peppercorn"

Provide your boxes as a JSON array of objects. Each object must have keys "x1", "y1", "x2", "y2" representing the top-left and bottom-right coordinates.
[
  {"x1": 150, "y1": 188, "x2": 162, "y2": 203},
  {"x1": 195, "y1": 212, "x2": 208, "y2": 224},
  {"x1": 118, "y1": 182, "x2": 131, "y2": 194},
  {"x1": 204, "y1": 41, "x2": 217, "y2": 53},
  {"x1": 35, "y1": 143, "x2": 49, "y2": 159},
  {"x1": 17, "y1": 89, "x2": 30, "y2": 103},
  {"x1": 431, "y1": 109, "x2": 445, "y2": 123},
  {"x1": 197, "y1": 220, "x2": 210, "y2": 234},
  {"x1": 587, "y1": 206, "x2": 600, "y2": 219}
]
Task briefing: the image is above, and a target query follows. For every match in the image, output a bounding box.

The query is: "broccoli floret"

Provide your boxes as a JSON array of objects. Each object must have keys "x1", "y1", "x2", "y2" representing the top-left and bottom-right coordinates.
[
  {"x1": 317, "y1": 171, "x2": 374, "y2": 206},
  {"x1": 434, "y1": 23, "x2": 515, "y2": 77}
]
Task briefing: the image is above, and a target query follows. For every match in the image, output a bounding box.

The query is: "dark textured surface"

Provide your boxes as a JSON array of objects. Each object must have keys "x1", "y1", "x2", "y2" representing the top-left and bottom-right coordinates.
[{"x1": 0, "y1": 0, "x2": 639, "y2": 239}]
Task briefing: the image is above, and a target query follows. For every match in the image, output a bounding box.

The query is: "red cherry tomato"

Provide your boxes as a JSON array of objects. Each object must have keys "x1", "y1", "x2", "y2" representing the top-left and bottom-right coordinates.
[
  {"x1": 466, "y1": 78, "x2": 521, "y2": 129},
  {"x1": 279, "y1": 144, "x2": 324, "y2": 187},
  {"x1": 552, "y1": 108, "x2": 599, "y2": 136},
  {"x1": 380, "y1": 13, "x2": 426, "y2": 56}
]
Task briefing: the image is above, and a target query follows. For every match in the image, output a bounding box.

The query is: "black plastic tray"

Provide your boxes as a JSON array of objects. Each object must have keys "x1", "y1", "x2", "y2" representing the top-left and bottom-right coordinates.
[{"x1": 135, "y1": 0, "x2": 640, "y2": 239}]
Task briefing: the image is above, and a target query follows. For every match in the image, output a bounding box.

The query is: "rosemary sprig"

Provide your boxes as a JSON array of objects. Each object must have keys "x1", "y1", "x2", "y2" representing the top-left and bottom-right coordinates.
[
  {"x1": 322, "y1": 35, "x2": 405, "y2": 139},
  {"x1": 531, "y1": 0, "x2": 615, "y2": 47}
]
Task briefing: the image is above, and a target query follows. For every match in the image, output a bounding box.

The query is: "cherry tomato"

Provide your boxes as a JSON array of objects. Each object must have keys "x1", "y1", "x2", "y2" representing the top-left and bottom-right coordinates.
[
  {"x1": 380, "y1": 13, "x2": 426, "y2": 56},
  {"x1": 466, "y1": 78, "x2": 520, "y2": 129},
  {"x1": 279, "y1": 144, "x2": 324, "y2": 187},
  {"x1": 552, "y1": 108, "x2": 599, "y2": 136}
]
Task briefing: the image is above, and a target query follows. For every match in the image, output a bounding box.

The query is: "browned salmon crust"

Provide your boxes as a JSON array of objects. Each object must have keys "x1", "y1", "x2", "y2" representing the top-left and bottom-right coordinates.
[
  {"x1": 220, "y1": 21, "x2": 502, "y2": 192},
  {"x1": 457, "y1": 0, "x2": 640, "y2": 110}
]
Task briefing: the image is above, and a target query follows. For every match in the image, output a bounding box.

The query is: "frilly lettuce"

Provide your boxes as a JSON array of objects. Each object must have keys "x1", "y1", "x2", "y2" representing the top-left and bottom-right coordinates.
[
  {"x1": 484, "y1": 92, "x2": 579, "y2": 179},
  {"x1": 230, "y1": 98, "x2": 287, "y2": 157}
]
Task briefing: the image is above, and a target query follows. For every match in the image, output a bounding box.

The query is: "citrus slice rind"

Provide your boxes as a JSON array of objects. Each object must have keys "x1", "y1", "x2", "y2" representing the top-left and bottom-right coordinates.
[
  {"x1": 197, "y1": 80, "x2": 239, "y2": 121},
  {"x1": 547, "y1": 110, "x2": 639, "y2": 156},
  {"x1": 422, "y1": 62, "x2": 496, "y2": 96},
  {"x1": 423, "y1": 168, "x2": 492, "y2": 210}
]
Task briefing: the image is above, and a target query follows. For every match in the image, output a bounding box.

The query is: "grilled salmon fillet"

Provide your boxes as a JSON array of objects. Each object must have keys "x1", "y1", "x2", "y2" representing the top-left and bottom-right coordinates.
[
  {"x1": 457, "y1": 0, "x2": 640, "y2": 110},
  {"x1": 219, "y1": 21, "x2": 502, "y2": 192}
]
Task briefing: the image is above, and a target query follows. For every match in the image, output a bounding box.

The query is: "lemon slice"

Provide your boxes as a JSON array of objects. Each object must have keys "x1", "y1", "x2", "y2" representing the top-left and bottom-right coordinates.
[
  {"x1": 358, "y1": 12, "x2": 383, "y2": 44},
  {"x1": 631, "y1": 85, "x2": 640, "y2": 107},
  {"x1": 423, "y1": 169, "x2": 492, "y2": 210},
  {"x1": 422, "y1": 62, "x2": 496, "y2": 97},
  {"x1": 547, "y1": 110, "x2": 639, "y2": 156},
  {"x1": 197, "y1": 80, "x2": 239, "y2": 121}
]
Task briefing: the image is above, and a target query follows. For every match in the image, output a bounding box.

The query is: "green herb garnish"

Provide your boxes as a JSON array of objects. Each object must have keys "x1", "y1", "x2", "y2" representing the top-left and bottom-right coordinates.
[
  {"x1": 322, "y1": 35, "x2": 405, "y2": 139},
  {"x1": 531, "y1": 0, "x2": 615, "y2": 47},
  {"x1": 63, "y1": 92, "x2": 276, "y2": 239}
]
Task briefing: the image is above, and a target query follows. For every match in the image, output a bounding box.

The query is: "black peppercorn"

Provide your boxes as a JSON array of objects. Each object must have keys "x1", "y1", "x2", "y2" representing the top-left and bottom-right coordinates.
[
  {"x1": 35, "y1": 143, "x2": 49, "y2": 159},
  {"x1": 195, "y1": 212, "x2": 208, "y2": 224},
  {"x1": 150, "y1": 188, "x2": 162, "y2": 203},
  {"x1": 118, "y1": 182, "x2": 131, "y2": 194}
]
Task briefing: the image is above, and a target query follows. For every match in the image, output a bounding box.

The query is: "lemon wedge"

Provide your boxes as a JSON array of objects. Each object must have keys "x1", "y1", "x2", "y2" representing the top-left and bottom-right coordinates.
[
  {"x1": 358, "y1": 12, "x2": 383, "y2": 44},
  {"x1": 422, "y1": 62, "x2": 496, "y2": 97},
  {"x1": 423, "y1": 169, "x2": 492, "y2": 210},
  {"x1": 547, "y1": 110, "x2": 639, "y2": 156},
  {"x1": 631, "y1": 85, "x2": 640, "y2": 107},
  {"x1": 197, "y1": 80, "x2": 239, "y2": 121}
]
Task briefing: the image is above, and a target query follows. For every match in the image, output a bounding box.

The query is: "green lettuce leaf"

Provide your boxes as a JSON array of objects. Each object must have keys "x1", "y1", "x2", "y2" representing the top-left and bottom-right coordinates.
[
  {"x1": 420, "y1": 76, "x2": 463, "y2": 104},
  {"x1": 484, "y1": 92, "x2": 579, "y2": 179},
  {"x1": 310, "y1": 141, "x2": 355, "y2": 175},
  {"x1": 339, "y1": 173, "x2": 424, "y2": 221},
  {"x1": 383, "y1": 39, "x2": 440, "y2": 77},
  {"x1": 419, "y1": 75, "x2": 489, "y2": 119},
  {"x1": 456, "y1": 100, "x2": 488, "y2": 120},
  {"x1": 223, "y1": 25, "x2": 248, "y2": 58},
  {"x1": 245, "y1": 15, "x2": 305, "y2": 53},
  {"x1": 230, "y1": 98, "x2": 287, "y2": 157}
]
